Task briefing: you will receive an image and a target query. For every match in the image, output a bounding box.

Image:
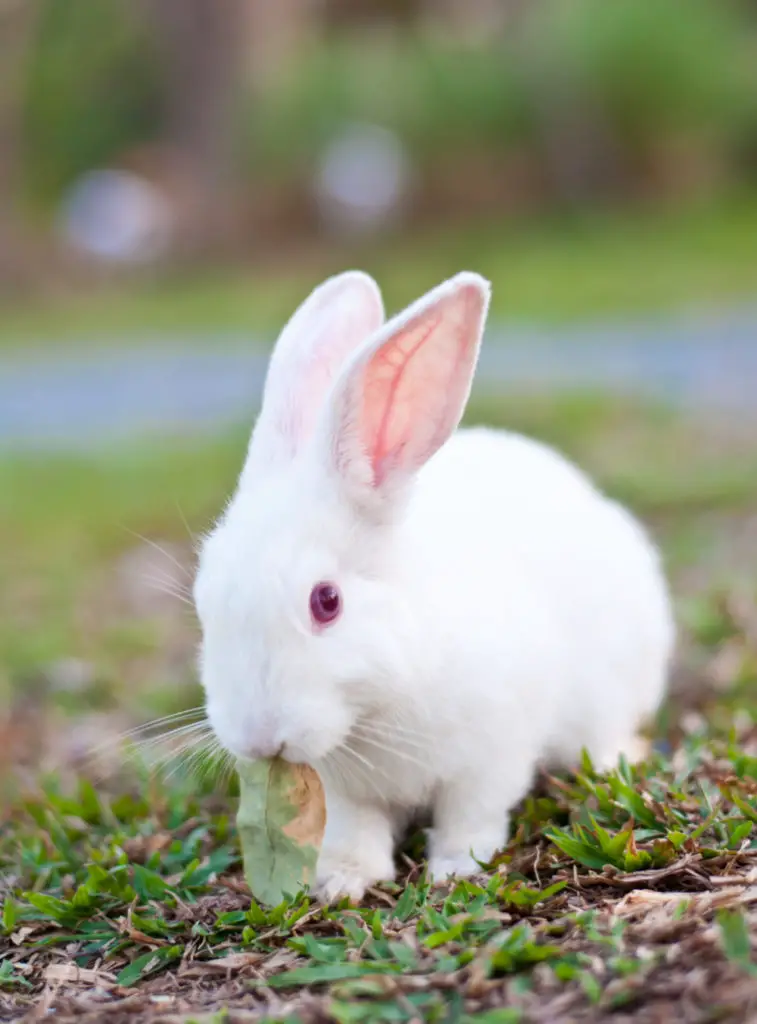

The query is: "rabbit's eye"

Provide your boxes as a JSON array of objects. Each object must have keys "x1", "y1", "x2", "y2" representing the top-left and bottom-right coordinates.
[{"x1": 310, "y1": 582, "x2": 342, "y2": 627}]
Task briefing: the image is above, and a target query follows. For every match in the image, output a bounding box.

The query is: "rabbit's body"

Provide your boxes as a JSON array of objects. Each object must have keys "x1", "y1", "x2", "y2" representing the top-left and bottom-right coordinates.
[
  {"x1": 405, "y1": 425, "x2": 670, "y2": 771},
  {"x1": 194, "y1": 271, "x2": 674, "y2": 901},
  {"x1": 310, "y1": 425, "x2": 672, "y2": 894}
]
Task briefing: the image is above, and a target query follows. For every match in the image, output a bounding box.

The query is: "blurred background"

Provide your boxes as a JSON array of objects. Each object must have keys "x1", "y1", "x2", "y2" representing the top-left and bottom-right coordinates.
[{"x1": 2, "y1": 0, "x2": 757, "y2": 798}]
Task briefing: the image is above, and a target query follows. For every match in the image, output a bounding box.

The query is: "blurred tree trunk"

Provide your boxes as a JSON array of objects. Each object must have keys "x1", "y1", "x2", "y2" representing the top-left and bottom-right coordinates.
[
  {"x1": 420, "y1": 0, "x2": 509, "y2": 40},
  {"x1": 142, "y1": 0, "x2": 248, "y2": 262},
  {"x1": 509, "y1": 1, "x2": 626, "y2": 205},
  {"x1": 243, "y1": 0, "x2": 316, "y2": 90},
  {"x1": 320, "y1": 0, "x2": 421, "y2": 29},
  {"x1": 0, "y1": 0, "x2": 40, "y2": 294},
  {"x1": 530, "y1": 87, "x2": 627, "y2": 205}
]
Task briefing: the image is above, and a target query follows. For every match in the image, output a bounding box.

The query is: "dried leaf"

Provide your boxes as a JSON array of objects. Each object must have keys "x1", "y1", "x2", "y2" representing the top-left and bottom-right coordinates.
[
  {"x1": 43, "y1": 963, "x2": 117, "y2": 986},
  {"x1": 237, "y1": 757, "x2": 326, "y2": 906},
  {"x1": 180, "y1": 952, "x2": 264, "y2": 976}
]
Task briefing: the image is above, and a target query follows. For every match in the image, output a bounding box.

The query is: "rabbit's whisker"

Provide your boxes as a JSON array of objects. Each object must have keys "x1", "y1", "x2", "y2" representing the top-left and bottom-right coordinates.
[
  {"x1": 351, "y1": 720, "x2": 428, "y2": 751},
  {"x1": 85, "y1": 708, "x2": 207, "y2": 764},
  {"x1": 129, "y1": 722, "x2": 212, "y2": 758},
  {"x1": 350, "y1": 724, "x2": 430, "y2": 765},
  {"x1": 349, "y1": 729, "x2": 429, "y2": 771},
  {"x1": 135, "y1": 565, "x2": 192, "y2": 595},
  {"x1": 161, "y1": 741, "x2": 213, "y2": 782},
  {"x1": 128, "y1": 721, "x2": 212, "y2": 760},
  {"x1": 218, "y1": 748, "x2": 237, "y2": 787},
  {"x1": 344, "y1": 744, "x2": 397, "y2": 791},
  {"x1": 120, "y1": 527, "x2": 192, "y2": 580},
  {"x1": 116, "y1": 706, "x2": 206, "y2": 738},
  {"x1": 332, "y1": 746, "x2": 387, "y2": 802},
  {"x1": 150, "y1": 731, "x2": 225, "y2": 782},
  {"x1": 351, "y1": 713, "x2": 428, "y2": 737},
  {"x1": 138, "y1": 575, "x2": 195, "y2": 607},
  {"x1": 174, "y1": 499, "x2": 201, "y2": 555},
  {"x1": 131, "y1": 740, "x2": 208, "y2": 775}
]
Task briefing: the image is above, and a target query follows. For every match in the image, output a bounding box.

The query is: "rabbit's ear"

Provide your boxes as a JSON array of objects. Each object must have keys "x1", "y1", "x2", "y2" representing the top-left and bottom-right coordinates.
[
  {"x1": 322, "y1": 272, "x2": 490, "y2": 508},
  {"x1": 247, "y1": 271, "x2": 384, "y2": 468}
]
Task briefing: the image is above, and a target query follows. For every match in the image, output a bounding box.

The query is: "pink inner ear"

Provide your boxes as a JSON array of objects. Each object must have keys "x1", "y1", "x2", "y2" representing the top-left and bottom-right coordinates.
[
  {"x1": 283, "y1": 336, "x2": 362, "y2": 450},
  {"x1": 358, "y1": 286, "x2": 482, "y2": 486},
  {"x1": 365, "y1": 313, "x2": 441, "y2": 484},
  {"x1": 270, "y1": 280, "x2": 384, "y2": 458}
]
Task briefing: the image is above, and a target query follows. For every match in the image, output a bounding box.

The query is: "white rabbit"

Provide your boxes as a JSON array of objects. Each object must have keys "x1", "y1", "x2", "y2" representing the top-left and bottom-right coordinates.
[{"x1": 193, "y1": 270, "x2": 675, "y2": 902}]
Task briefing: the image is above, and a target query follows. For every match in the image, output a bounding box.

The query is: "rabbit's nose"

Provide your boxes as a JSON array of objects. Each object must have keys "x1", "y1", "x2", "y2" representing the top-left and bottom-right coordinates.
[
  {"x1": 235, "y1": 707, "x2": 286, "y2": 760},
  {"x1": 207, "y1": 700, "x2": 285, "y2": 762},
  {"x1": 254, "y1": 740, "x2": 285, "y2": 759},
  {"x1": 243, "y1": 736, "x2": 284, "y2": 760}
]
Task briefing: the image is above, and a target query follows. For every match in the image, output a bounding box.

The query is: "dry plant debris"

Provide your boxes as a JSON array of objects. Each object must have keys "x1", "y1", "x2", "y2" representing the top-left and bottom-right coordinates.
[{"x1": 2, "y1": 591, "x2": 757, "y2": 1023}]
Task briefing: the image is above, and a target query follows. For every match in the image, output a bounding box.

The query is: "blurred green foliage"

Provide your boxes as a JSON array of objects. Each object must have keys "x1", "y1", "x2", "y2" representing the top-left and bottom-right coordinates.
[
  {"x1": 22, "y1": 0, "x2": 161, "y2": 204},
  {"x1": 249, "y1": 36, "x2": 530, "y2": 172},
  {"x1": 253, "y1": 0, "x2": 757, "y2": 178},
  {"x1": 518, "y1": 0, "x2": 757, "y2": 146},
  {"x1": 16, "y1": 0, "x2": 757, "y2": 208}
]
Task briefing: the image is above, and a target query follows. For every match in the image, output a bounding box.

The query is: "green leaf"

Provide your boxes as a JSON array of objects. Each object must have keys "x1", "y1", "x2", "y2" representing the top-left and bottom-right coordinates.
[
  {"x1": 497, "y1": 878, "x2": 567, "y2": 911},
  {"x1": 424, "y1": 921, "x2": 465, "y2": 948},
  {"x1": 727, "y1": 791, "x2": 757, "y2": 825},
  {"x1": 77, "y1": 778, "x2": 104, "y2": 823},
  {"x1": 463, "y1": 1011, "x2": 523, "y2": 1023},
  {"x1": 2, "y1": 896, "x2": 18, "y2": 934},
  {"x1": 131, "y1": 864, "x2": 168, "y2": 900},
  {"x1": 236, "y1": 758, "x2": 326, "y2": 907},
  {"x1": 330, "y1": 997, "x2": 406, "y2": 1023},
  {"x1": 392, "y1": 882, "x2": 418, "y2": 921},
  {"x1": 607, "y1": 777, "x2": 660, "y2": 830},
  {"x1": 729, "y1": 821, "x2": 753, "y2": 848},
  {"x1": 115, "y1": 945, "x2": 183, "y2": 987},
  {"x1": 718, "y1": 908, "x2": 756, "y2": 973},
  {"x1": 666, "y1": 830, "x2": 688, "y2": 851},
  {"x1": 370, "y1": 910, "x2": 383, "y2": 940},
  {"x1": 580, "y1": 970, "x2": 603, "y2": 1003},
  {"x1": 26, "y1": 893, "x2": 77, "y2": 925},
  {"x1": 300, "y1": 933, "x2": 347, "y2": 963},
  {"x1": 545, "y1": 828, "x2": 609, "y2": 870},
  {"x1": 0, "y1": 960, "x2": 32, "y2": 989},
  {"x1": 488, "y1": 924, "x2": 560, "y2": 974},
  {"x1": 623, "y1": 850, "x2": 653, "y2": 872},
  {"x1": 268, "y1": 962, "x2": 400, "y2": 988}
]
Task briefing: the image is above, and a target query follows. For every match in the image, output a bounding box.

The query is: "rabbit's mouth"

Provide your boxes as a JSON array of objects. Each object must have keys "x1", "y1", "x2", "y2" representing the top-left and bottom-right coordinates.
[{"x1": 278, "y1": 741, "x2": 318, "y2": 766}]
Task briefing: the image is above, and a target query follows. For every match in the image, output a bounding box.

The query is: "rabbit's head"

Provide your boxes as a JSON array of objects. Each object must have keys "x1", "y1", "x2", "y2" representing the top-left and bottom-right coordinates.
[{"x1": 194, "y1": 271, "x2": 490, "y2": 765}]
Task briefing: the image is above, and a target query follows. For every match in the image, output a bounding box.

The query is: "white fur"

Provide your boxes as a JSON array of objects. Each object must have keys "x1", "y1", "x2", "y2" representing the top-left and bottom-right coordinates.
[{"x1": 194, "y1": 270, "x2": 675, "y2": 902}]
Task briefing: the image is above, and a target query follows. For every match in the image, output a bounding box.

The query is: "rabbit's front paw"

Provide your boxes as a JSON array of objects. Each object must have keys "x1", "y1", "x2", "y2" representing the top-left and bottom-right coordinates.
[
  {"x1": 315, "y1": 847, "x2": 394, "y2": 904},
  {"x1": 428, "y1": 851, "x2": 485, "y2": 882},
  {"x1": 317, "y1": 789, "x2": 395, "y2": 903}
]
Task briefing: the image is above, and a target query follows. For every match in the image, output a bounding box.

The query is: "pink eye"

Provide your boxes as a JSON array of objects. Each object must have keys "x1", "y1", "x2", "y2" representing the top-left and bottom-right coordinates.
[{"x1": 310, "y1": 582, "x2": 342, "y2": 627}]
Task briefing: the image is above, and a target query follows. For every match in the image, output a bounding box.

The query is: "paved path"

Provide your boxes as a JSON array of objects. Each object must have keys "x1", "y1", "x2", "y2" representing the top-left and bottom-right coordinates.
[{"x1": 1, "y1": 306, "x2": 755, "y2": 450}]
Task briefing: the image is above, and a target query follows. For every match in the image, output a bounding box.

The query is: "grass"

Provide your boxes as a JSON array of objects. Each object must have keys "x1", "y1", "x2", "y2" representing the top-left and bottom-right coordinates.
[
  {"x1": 2, "y1": 393, "x2": 757, "y2": 1021},
  {"x1": 4, "y1": 650, "x2": 757, "y2": 1021},
  {"x1": 3, "y1": 193, "x2": 757, "y2": 350},
  {"x1": 2, "y1": 393, "x2": 756, "y2": 695}
]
